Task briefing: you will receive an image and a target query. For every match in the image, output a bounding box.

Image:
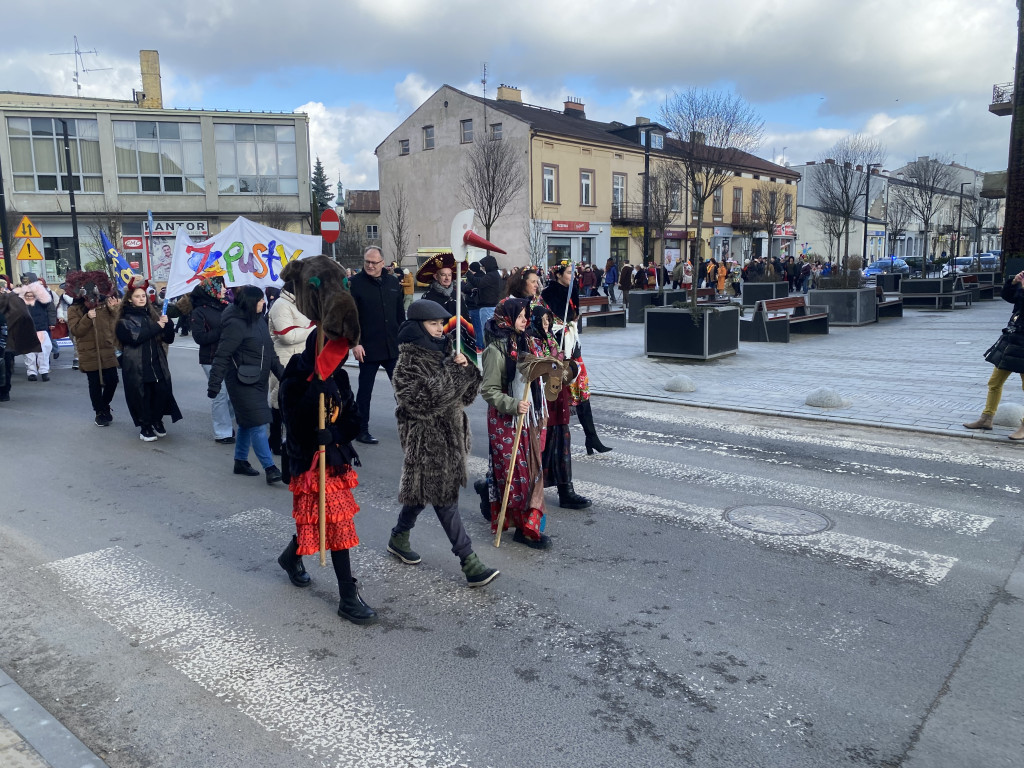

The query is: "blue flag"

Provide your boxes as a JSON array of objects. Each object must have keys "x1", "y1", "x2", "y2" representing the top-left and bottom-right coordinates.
[{"x1": 101, "y1": 231, "x2": 134, "y2": 294}]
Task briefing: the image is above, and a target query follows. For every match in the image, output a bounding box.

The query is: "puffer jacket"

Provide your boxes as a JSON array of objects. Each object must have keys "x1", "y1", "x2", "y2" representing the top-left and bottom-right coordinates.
[
  {"x1": 267, "y1": 290, "x2": 313, "y2": 407},
  {"x1": 190, "y1": 288, "x2": 229, "y2": 365}
]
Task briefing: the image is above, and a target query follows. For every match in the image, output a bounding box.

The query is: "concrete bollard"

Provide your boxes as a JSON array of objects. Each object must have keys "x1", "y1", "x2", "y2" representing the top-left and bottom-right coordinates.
[
  {"x1": 664, "y1": 375, "x2": 697, "y2": 393},
  {"x1": 994, "y1": 403, "x2": 1024, "y2": 428},
  {"x1": 805, "y1": 387, "x2": 847, "y2": 408}
]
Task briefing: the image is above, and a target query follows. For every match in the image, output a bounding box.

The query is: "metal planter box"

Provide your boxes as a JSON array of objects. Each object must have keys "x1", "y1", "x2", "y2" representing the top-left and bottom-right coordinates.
[
  {"x1": 741, "y1": 281, "x2": 789, "y2": 306},
  {"x1": 806, "y1": 287, "x2": 878, "y2": 326},
  {"x1": 644, "y1": 306, "x2": 740, "y2": 360}
]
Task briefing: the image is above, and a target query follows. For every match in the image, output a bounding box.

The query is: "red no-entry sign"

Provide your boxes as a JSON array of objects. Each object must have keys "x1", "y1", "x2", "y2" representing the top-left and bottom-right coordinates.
[{"x1": 320, "y1": 208, "x2": 340, "y2": 244}]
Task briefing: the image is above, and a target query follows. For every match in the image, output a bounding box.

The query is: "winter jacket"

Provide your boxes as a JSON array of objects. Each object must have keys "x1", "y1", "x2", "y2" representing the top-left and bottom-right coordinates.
[
  {"x1": 116, "y1": 304, "x2": 182, "y2": 426},
  {"x1": 349, "y1": 270, "x2": 405, "y2": 362},
  {"x1": 541, "y1": 281, "x2": 580, "y2": 323},
  {"x1": 268, "y1": 290, "x2": 313, "y2": 407},
  {"x1": 421, "y1": 284, "x2": 462, "y2": 318},
  {"x1": 392, "y1": 333, "x2": 481, "y2": 506},
  {"x1": 467, "y1": 255, "x2": 502, "y2": 308},
  {"x1": 190, "y1": 288, "x2": 229, "y2": 366},
  {"x1": 618, "y1": 265, "x2": 633, "y2": 290},
  {"x1": 68, "y1": 300, "x2": 118, "y2": 372},
  {"x1": 207, "y1": 305, "x2": 284, "y2": 428},
  {"x1": 604, "y1": 264, "x2": 618, "y2": 286},
  {"x1": 984, "y1": 278, "x2": 1024, "y2": 373}
]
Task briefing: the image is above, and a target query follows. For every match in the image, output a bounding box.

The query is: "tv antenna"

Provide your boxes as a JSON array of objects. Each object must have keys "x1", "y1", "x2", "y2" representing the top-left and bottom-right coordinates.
[
  {"x1": 481, "y1": 61, "x2": 488, "y2": 99},
  {"x1": 50, "y1": 36, "x2": 111, "y2": 96}
]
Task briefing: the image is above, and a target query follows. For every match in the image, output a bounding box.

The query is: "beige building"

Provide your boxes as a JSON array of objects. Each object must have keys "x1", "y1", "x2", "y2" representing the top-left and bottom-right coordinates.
[
  {"x1": 0, "y1": 51, "x2": 313, "y2": 284},
  {"x1": 376, "y1": 84, "x2": 797, "y2": 270},
  {"x1": 340, "y1": 189, "x2": 381, "y2": 258}
]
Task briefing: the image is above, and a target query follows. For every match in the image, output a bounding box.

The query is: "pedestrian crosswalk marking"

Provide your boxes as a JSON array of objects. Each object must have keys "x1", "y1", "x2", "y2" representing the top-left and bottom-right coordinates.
[
  {"x1": 574, "y1": 450, "x2": 992, "y2": 536},
  {"x1": 622, "y1": 409, "x2": 1024, "y2": 475}
]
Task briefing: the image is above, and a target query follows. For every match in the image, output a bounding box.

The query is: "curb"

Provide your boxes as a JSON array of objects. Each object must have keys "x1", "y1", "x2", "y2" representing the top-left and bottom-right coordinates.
[{"x1": 0, "y1": 669, "x2": 110, "y2": 768}]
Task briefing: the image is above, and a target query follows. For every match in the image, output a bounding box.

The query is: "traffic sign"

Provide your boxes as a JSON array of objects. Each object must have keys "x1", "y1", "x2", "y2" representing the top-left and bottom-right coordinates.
[
  {"x1": 15, "y1": 216, "x2": 41, "y2": 240},
  {"x1": 17, "y1": 239, "x2": 43, "y2": 260},
  {"x1": 320, "y1": 208, "x2": 340, "y2": 244}
]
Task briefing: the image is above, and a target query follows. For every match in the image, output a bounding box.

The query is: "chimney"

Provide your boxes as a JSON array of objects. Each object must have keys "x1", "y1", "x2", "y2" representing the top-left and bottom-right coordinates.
[
  {"x1": 807, "y1": 160, "x2": 816, "y2": 165},
  {"x1": 824, "y1": 158, "x2": 835, "y2": 164},
  {"x1": 843, "y1": 161, "x2": 852, "y2": 169},
  {"x1": 139, "y1": 50, "x2": 163, "y2": 109},
  {"x1": 635, "y1": 116, "x2": 650, "y2": 125},
  {"x1": 690, "y1": 131, "x2": 706, "y2": 145},
  {"x1": 496, "y1": 84, "x2": 522, "y2": 103},
  {"x1": 563, "y1": 97, "x2": 585, "y2": 118}
]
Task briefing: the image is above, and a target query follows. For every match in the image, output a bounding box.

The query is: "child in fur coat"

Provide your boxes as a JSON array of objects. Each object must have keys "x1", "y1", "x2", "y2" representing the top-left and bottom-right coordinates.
[{"x1": 387, "y1": 299, "x2": 500, "y2": 588}]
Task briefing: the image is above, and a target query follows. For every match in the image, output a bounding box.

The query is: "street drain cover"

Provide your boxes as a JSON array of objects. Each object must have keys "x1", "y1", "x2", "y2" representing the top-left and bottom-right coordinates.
[{"x1": 724, "y1": 505, "x2": 831, "y2": 535}]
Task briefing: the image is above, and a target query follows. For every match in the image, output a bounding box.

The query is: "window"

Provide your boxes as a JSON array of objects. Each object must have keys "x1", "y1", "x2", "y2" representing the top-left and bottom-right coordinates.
[
  {"x1": 489, "y1": 122, "x2": 502, "y2": 141},
  {"x1": 113, "y1": 120, "x2": 203, "y2": 194},
  {"x1": 733, "y1": 187, "x2": 743, "y2": 214},
  {"x1": 670, "y1": 182, "x2": 682, "y2": 212},
  {"x1": 785, "y1": 193, "x2": 793, "y2": 220},
  {"x1": 769, "y1": 191, "x2": 778, "y2": 213},
  {"x1": 610, "y1": 237, "x2": 629, "y2": 263},
  {"x1": 399, "y1": 139, "x2": 409, "y2": 156},
  {"x1": 542, "y1": 164, "x2": 558, "y2": 204},
  {"x1": 713, "y1": 187, "x2": 723, "y2": 216},
  {"x1": 214, "y1": 122, "x2": 297, "y2": 195},
  {"x1": 612, "y1": 173, "x2": 626, "y2": 216},
  {"x1": 460, "y1": 119, "x2": 473, "y2": 144},
  {"x1": 752, "y1": 190, "x2": 762, "y2": 218},
  {"x1": 8, "y1": 117, "x2": 102, "y2": 193},
  {"x1": 580, "y1": 170, "x2": 594, "y2": 206},
  {"x1": 691, "y1": 183, "x2": 702, "y2": 214},
  {"x1": 423, "y1": 125, "x2": 435, "y2": 150},
  {"x1": 366, "y1": 224, "x2": 379, "y2": 240},
  {"x1": 651, "y1": 132, "x2": 664, "y2": 150}
]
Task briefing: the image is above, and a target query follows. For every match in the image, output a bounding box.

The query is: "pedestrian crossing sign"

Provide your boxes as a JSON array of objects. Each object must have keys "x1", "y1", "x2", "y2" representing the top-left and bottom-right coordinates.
[
  {"x1": 15, "y1": 216, "x2": 41, "y2": 240},
  {"x1": 17, "y1": 239, "x2": 43, "y2": 260}
]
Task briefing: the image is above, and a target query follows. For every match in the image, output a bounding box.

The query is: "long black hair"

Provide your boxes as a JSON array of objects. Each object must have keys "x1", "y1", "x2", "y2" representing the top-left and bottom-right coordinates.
[{"x1": 233, "y1": 285, "x2": 266, "y2": 321}]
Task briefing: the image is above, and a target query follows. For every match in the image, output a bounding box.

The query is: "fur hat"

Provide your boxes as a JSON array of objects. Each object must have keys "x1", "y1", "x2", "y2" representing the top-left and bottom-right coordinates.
[
  {"x1": 406, "y1": 299, "x2": 451, "y2": 322},
  {"x1": 415, "y1": 252, "x2": 467, "y2": 284},
  {"x1": 279, "y1": 255, "x2": 360, "y2": 344},
  {"x1": 65, "y1": 270, "x2": 114, "y2": 309}
]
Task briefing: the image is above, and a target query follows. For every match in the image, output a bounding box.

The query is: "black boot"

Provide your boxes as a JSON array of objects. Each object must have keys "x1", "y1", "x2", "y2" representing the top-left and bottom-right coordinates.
[
  {"x1": 277, "y1": 535, "x2": 310, "y2": 588},
  {"x1": 338, "y1": 579, "x2": 378, "y2": 625},
  {"x1": 234, "y1": 459, "x2": 260, "y2": 476},
  {"x1": 264, "y1": 465, "x2": 283, "y2": 485},
  {"x1": 474, "y1": 478, "x2": 491, "y2": 522},
  {"x1": 557, "y1": 482, "x2": 592, "y2": 510},
  {"x1": 576, "y1": 399, "x2": 612, "y2": 455}
]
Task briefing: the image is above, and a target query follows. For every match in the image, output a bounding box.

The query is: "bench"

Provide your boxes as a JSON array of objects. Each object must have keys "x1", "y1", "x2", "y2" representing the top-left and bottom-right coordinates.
[
  {"x1": 901, "y1": 291, "x2": 973, "y2": 309},
  {"x1": 876, "y1": 295, "x2": 903, "y2": 319},
  {"x1": 740, "y1": 296, "x2": 830, "y2": 343},
  {"x1": 579, "y1": 295, "x2": 626, "y2": 328},
  {"x1": 959, "y1": 274, "x2": 995, "y2": 301}
]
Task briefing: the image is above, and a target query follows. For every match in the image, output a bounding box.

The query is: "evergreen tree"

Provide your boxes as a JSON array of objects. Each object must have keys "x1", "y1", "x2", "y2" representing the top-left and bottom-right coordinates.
[{"x1": 310, "y1": 157, "x2": 333, "y2": 213}]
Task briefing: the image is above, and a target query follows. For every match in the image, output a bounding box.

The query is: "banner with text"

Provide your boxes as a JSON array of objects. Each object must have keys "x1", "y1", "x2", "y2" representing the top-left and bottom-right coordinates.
[{"x1": 165, "y1": 217, "x2": 320, "y2": 298}]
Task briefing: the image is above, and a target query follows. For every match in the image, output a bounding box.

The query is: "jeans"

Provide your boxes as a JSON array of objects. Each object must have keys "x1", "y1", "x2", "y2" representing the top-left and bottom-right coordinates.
[
  {"x1": 984, "y1": 367, "x2": 1024, "y2": 416},
  {"x1": 356, "y1": 357, "x2": 397, "y2": 433},
  {"x1": 202, "y1": 364, "x2": 236, "y2": 439},
  {"x1": 394, "y1": 502, "x2": 472, "y2": 561},
  {"x1": 477, "y1": 307, "x2": 495, "y2": 348},
  {"x1": 469, "y1": 309, "x2": 483, "y2": 351},
  {"x1": 86, "y1": 367, "x2": 119, "y2": 413},
  {"x1": 235, "y1": 423, "x2": 275, "y2": 468}
]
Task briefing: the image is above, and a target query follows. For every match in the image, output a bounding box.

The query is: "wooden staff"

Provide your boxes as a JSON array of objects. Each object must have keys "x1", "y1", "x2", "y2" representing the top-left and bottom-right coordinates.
[
  {"x1": 316, "y1": 324, "x2": 327, "y2": 567},
  {"x1": 454, "y1": 259, "x2": 462, "y2": 356},
  {"x1": 494, "y1": 386, "x2": 531, "y2": 548}
]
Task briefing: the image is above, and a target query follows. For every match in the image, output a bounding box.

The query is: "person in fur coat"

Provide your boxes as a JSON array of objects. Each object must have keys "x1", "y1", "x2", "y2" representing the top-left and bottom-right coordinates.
[
  {"x1": 267, "y1": 281, "x2": 314, "y2": 454},
  {"x1": 387, "y1": 299, "x2": 499, "y2": 587}
]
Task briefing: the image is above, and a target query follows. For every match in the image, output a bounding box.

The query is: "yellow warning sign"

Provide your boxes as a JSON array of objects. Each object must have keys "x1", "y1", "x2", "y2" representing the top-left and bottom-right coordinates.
[
  {"x1": 14, "y1": 216, "x2": 41, "y2": 240},
  {"x1": 17, "y1": 240, "x2": 43, "y2": 260}
]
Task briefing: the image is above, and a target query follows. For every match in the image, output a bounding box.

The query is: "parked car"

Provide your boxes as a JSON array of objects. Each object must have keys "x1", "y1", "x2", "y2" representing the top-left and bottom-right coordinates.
[
  {"x1": 902, "y1": 256, "x2": 935, "y2": 277},
  {"x1": 864, "y1": 258, "x2": 910, "y2": 277},
  {"x1": 940, "y1": 254, "x2": 1000, "y2": 276}
]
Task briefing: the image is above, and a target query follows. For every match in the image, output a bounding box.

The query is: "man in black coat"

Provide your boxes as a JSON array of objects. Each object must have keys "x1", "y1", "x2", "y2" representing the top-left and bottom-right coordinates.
[{"x1": 349, "y1": 247, "x2": 405, "y2": 444}]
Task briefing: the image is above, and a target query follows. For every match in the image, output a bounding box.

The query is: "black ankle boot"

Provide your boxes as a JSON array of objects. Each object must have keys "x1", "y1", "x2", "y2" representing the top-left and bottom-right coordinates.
[
  {"x1": 557, "y1": 482, "x2": 592, "y2": 510},
  {"x1": 233, "y1": 459, "x2": 260, "y2": 476},
  {"x1": 576, "y1": 399, "x2": 612, "y2": 455},
  {"x1": 338, "y1": 579, "x2": 378, "y2": 625},
  {"x1": 264, "y1": 465, "x2": 282, "y2": 485},
  {"x1": 277, "y1": 535, "x2": 310, "y2": 588},
  {"x1": 474, "y1": 478, "x2": 491, "y2": 522}
]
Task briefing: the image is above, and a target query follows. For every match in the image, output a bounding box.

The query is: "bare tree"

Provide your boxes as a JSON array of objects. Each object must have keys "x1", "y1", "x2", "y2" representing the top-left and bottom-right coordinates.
[
  {"x1": 523, "y1": 206, "x2": 547, "y2": 267},
  {"x1": 963, "y1": 191, "x2": 1000, "y2": 264},
  {"x1": 893, "y1": 155, "x2": 958, "y2": 271},
  {"x1": 384, "y1": 183, "x2": 410, "y2": 265},
  {"x1": 755, "y1": 180, "x2": 787, "y2": 262},
  {"x1": 660, "y1": 88, "x2": 764, "y2": 313},
  {"x1": 884, "y1": 188, "x2": 913, "y2": 258},
  {"x1": 82, "y1": 198, "x2": 124, "y2": 283},
  {"x1": 814, "y1": 207, "x2": 845, "y2": 265},
  {"x1": 252, "y1": 177, "x2": 293, "y2": 233},
  {"x1": 629, "y1": 162, "x2": 681, "y2": 287},
  {"x1": 459, "y1": 132, "x2": 527, "y2": 242},
  {"x1": 808, "y1": 136, "x2": 886, "y2": 271}
]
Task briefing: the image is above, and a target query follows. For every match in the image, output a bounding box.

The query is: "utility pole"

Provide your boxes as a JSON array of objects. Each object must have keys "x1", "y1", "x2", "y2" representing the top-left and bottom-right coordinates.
[
  {"x1": 60, "y1": 120, "x2": 81, "y2": 268},
  {"x1": 642, "y1": 129, "x2": 651, "y2": 267},
  {"x1": 863, "y1": 163, "x2": 881, "y2": 265},
  {"x1": 1003, "y1": 0, "x2": 1024, "y2": 272},
  {"x1": 0, "y1": 152, "x2": 11, "y2": 278}
]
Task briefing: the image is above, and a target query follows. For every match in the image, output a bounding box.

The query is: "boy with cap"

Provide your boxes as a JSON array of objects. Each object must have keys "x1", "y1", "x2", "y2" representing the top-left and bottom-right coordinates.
[{"x1": 388, "y1": 298, "x2": 499, "y2": 587}]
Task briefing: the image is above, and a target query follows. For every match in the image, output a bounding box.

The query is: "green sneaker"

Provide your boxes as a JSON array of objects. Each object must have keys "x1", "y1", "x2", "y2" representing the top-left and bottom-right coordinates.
[
  {"x1": 387, "y1": 530, "x2": 421, "y2": 564},
  {"x1": 461, "y1": 552, "x2": 500, "y2": 588}
]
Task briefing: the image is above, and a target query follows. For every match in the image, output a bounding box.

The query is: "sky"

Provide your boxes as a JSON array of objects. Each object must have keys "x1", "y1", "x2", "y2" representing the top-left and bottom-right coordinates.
[{"x1": 1, "y1": 0, "x2": 1018, "y2": 196}]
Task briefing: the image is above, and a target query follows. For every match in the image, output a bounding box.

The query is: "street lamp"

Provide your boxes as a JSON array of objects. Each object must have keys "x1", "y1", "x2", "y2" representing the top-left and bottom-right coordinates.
[
  {"x1": 954, "y1": 181, "x2": 971, "y2": 275},
  {"x1": 862, "y1": 163, "x2": 882, "y2": 267}
]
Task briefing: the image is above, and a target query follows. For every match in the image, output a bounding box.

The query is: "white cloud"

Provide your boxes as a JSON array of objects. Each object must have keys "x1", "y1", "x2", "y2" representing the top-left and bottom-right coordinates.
[{"x1": 298, "y1": 100, "x2": 402, "y2": 192}]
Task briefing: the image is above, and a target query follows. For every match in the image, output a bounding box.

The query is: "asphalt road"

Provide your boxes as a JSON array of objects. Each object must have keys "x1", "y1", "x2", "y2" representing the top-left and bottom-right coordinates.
[{"x1": 1, "y1": 341, "x2": 1022, "y2": 768}]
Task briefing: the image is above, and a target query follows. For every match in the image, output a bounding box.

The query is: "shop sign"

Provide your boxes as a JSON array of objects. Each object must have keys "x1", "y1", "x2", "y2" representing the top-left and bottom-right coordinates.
[
  {"x1": 122, "y1": 236, "x2": 145, "y2": 251},
  {"x1": 713, "y1": 226, "x2": 733, "y2": 237},
  {"x1": 551, "y1": 220, "x2": 590, "y2": 232},
  {"x1": 610, "y1": 226, "x2": 630, "y2": 238},
  {"x1": 143, "y1": 220, "x2": 210, "y2": 237},
  {"x1": 773, "y1": 223, "x2": 795, "y2": 237}
]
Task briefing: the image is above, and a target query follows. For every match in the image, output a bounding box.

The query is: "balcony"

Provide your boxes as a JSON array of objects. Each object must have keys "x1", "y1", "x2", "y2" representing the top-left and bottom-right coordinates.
[
  {"x1": 730, "y1": 213, "x2": 762, "y2": 230},
  {"x1": 990, "y1": 82, "x2": 1013, "y2": 117},
  {"x1": 610, "y1": 201, "x2": 644, "y2": 224}
]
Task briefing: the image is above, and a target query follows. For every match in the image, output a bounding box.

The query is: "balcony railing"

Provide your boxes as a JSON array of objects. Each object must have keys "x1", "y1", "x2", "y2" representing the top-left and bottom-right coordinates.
[
  {"x1": 610, "y1": 201, "x2": 644, "y2": 223},
  {"x1": 990, "y1": 82, "x2": 1013, "y2": 116}
]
